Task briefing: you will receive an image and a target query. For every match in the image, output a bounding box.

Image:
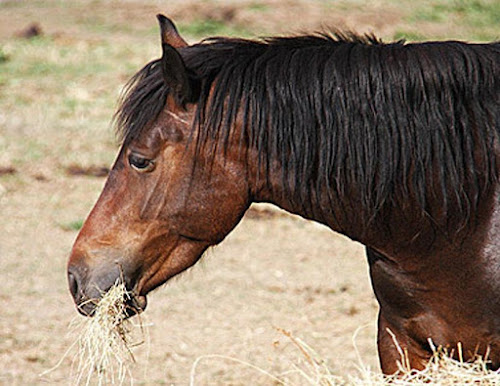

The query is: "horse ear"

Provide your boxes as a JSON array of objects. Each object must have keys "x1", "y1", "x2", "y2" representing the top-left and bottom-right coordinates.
[
  {"x1": 157, "y1": 15, "x2": 193, "y2": 106},
  {"x1": 157, "y1": 14, "x2": 188, "y2": 48}
]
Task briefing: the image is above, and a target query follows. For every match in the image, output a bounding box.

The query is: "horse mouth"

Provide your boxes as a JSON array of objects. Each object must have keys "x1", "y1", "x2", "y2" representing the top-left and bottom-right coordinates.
[
  {"x1": 76, "y1": 292, "x2": 148, "y2": 319},
  {"x1": 68, "y1": 265, "x2": 148, "y2": 319}
]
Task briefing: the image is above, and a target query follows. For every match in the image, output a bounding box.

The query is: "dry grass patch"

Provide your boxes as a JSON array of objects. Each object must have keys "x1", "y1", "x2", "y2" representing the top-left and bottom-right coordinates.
[
  {"x1": 189, "y1": 328, "x2": 500, "y2": 385},
  {"x1": 354, "y1": 335, "x2": 500, "y2": 385}
]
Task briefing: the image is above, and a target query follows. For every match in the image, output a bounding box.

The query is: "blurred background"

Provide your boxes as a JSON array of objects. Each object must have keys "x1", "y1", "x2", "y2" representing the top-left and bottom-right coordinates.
[{"x1": 0, "y1": 0, "x2": 498, "y2": 384}]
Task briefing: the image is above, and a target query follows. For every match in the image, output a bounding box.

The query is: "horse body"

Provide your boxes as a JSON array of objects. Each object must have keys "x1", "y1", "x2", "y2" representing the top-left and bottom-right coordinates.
[
  {"x1": 254, "y1": 132, "x2": 500, "y2": 372},
  {"x1": 366, "y1": 195, "x2": 500, "y2": 372},
  {"x1": 68, "y1": 15, "x2": 500, "y2": 373}
]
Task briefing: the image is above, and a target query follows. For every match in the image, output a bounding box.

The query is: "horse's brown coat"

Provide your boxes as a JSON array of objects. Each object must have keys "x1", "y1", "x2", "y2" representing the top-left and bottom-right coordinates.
[{"x1": 68, "y1": 16, "x2": 500, "y2": 373}]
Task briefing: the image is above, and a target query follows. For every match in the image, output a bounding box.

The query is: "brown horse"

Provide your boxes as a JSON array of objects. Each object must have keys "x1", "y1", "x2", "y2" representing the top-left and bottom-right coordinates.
[{"x1": 67, "y1": 15, "x2": 500, "y2": 373}]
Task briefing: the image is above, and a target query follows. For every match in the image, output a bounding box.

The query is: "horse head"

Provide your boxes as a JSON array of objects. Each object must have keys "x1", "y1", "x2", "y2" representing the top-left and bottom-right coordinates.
[{"x1": 67, "y1": 15, "x2": 250, "y2": 316}]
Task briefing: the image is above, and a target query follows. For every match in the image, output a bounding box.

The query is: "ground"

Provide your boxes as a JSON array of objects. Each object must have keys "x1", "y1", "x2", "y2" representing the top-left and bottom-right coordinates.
[{"x1": 0, "y1": 0, "x2": 498, "y2": 384}]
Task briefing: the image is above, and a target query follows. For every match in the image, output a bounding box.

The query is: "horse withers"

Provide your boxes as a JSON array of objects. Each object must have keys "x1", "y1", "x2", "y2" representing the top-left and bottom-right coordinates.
[{"x1": 67, "y1": 15, "x2": 500, "y2": 373}]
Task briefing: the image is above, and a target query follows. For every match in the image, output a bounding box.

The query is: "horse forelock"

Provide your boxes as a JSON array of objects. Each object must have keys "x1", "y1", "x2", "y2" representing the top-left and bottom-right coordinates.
[
  {"x1": 114, "y1": 32, "x2": 500, "y2": 228},
  {"x1": 114, "y1": 59, "x2": 168, "y2": 144}
]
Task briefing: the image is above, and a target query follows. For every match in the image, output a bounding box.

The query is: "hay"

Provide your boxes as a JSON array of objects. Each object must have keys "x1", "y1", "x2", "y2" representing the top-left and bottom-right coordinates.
[
  {"x1": 284, "y1": 328, "x2": 500, "y2": 386},
  {"x1": 41, "y1": 282, "x2": 149, "y2": 385},
  {"x1": 40, "y1": 282, "x2": 142, "y2": 384},
  {"x1": 45, "y1": 287, "x2": 499, "y2": 385},
  {"x1": 351, "y1": 329, "x2": 500, "y2": 385},
  {"x1": 73, "y1": 283, "x2": 140, "y2": 386},
  {"x1": 189, "y1": 328, "x2": 500, "y2": 385},
  {"x1": 355, "y1": 351, "x2": 499, "y2": 385}
]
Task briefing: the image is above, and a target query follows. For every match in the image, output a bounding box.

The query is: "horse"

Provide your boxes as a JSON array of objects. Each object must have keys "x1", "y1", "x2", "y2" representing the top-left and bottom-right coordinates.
[{"x1": 67, "y1": 14, "x2": 500, "y2": 374}]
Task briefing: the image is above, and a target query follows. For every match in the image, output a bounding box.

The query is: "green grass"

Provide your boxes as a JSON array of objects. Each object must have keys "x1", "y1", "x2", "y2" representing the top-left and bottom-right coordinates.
[
  {"x1": 59, "y1": 219, "x2": 84, "y2": 232},
  {"x1": 0, "y1": 47, "x2": 8, "y2": 63},
  {"x1": 179, "y1": 19, "x2": 253, "y2": 39},
  {"x1": 0, "y1": 0, "x2": 497, "y2": 173},
  {"x1": 407, "y1": 0, "x2": 499, "y2": 40},
  {"x1": 0, "y1": 33, "x2": 154, "y2": 169},
  {"x1": 248, "y1": 2, "x2": 270, "y2": 12},
  {"x1": 413, "y1": 0, "x2": 499, "y2": 24},
  {"x1": 393, "y1": 30, "x2": 429, "y2": 42}
]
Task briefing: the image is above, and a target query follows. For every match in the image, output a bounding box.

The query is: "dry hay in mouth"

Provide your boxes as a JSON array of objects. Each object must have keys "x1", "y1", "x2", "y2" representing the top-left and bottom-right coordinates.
[
  {"x1": 72, "y1": 283, "x2": 134, "y2": 385},
  {"x1": 40, "y1": 282, "x2": 149, "y2": 385},
  {"x1": 41, "y1": 282, "x2": 143, "y2": 385}
]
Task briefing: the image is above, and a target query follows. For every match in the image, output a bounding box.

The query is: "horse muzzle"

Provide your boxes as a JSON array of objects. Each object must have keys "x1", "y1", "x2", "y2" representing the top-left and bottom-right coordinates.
[{"x1": 67, "y1": 260, "x2": 147, "y2": 318}]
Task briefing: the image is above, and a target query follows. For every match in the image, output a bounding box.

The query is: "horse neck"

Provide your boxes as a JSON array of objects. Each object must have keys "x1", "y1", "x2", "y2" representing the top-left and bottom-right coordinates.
[
  {"x1": 249, "y1": 161, "x2": 375, "y2": 244},
  {"x1": 249, "y1": 158, "x2": 498, "y2": 258}
]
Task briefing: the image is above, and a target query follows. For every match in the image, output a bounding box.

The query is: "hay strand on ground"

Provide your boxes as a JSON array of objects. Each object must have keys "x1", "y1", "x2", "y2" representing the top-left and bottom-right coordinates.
[{"x1": 189, "y1": 328, "x2": 500, "y2": 385}]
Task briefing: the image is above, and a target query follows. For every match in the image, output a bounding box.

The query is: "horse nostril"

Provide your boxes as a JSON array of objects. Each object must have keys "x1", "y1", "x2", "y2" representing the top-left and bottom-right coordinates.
[{"x1": 68, "y1": 271, "x2": 79, "y2": 300}]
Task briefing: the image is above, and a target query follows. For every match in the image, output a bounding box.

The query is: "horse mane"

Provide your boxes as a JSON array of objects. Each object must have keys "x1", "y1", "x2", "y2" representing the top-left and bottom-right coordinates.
[{"x1": 115, "y1": 32, "x2": 500, "y2": 230}]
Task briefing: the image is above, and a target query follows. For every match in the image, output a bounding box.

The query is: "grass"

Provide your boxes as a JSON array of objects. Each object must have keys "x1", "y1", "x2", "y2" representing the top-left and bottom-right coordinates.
[
  {"x1": 59, "y1": 219, "x2": 84, "y2": 232},
  {"x1": 248, "y1": 2, "x2": 270, "y2": 12},
  {"x1": 0, "y1": 35, "x2": 139, "y2": 170},
  {"x1": 1, "y1": 0, "x2": 496, "y2": 172},
  {"x1": 0, "y1": 47, "x2": 8, "y2": 63},
  {"x1": 404, "y1": 0, "x2": 499, "y2": 41},
  {"x1": 412, "y1": 0, "x2": 499, "y2": 24},
  {"x1": 57, "y1": 301, "x2": 500, "y2": 385},
  {"x1": 393, "y1": 30, "x2": 428, "y2": 42},
  {"x1": 179, "y1": 19, "x2": 252, "y2": 38}
]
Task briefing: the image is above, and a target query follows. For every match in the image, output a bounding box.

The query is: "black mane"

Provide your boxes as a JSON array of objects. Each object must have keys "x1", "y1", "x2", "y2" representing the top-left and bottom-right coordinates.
[{"x1": 115, "y1": 32, "x2": 499, "y2": 229}]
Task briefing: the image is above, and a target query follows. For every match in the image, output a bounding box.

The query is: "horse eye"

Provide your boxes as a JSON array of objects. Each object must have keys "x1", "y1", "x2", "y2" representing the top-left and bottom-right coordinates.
[{"x1": 128, "y1": 154, "x2": 155, "y2": 173}]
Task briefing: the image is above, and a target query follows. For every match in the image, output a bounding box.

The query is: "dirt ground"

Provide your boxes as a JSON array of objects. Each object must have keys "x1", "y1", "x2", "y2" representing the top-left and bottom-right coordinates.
[{"x1": 0, "y1": 0, "x2": 496, "y2": 384}]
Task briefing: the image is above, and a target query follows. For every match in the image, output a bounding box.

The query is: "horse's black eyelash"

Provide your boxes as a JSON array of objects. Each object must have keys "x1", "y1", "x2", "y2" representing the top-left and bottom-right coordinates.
[{"x1": 128, "y1": 154, "x2": 154, "y2": 171}]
